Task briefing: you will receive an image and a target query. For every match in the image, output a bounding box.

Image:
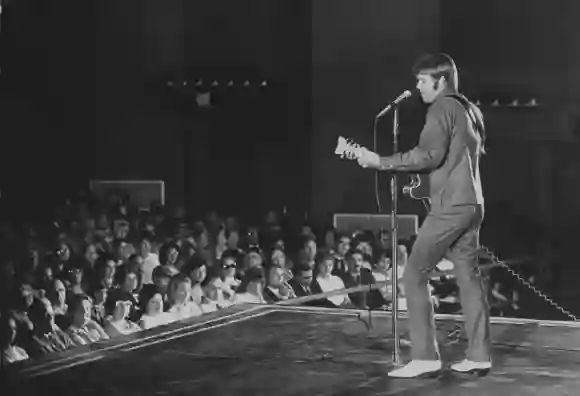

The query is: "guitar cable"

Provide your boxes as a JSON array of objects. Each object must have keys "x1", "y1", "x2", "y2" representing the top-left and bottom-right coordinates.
[{"x1": 373, "y1": 116, "x2": 382, "y2": 214}]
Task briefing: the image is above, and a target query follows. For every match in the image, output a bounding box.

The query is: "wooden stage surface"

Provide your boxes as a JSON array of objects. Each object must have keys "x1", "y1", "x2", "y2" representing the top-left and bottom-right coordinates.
[{"x1": 5, "y1": 304, "x2": 580, "y2": 396}]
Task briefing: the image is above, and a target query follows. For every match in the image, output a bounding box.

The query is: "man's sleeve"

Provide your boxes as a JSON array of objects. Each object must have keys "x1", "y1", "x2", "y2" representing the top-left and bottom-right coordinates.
[{"x1": 378, "y1": 101, "x2": 452, "y2": 172}]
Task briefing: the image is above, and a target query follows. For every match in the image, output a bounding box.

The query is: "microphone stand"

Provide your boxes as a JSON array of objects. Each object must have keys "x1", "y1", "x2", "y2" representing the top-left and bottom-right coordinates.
[{"x1": 390, "y1": 105, "x2": 402, "y2": 366}]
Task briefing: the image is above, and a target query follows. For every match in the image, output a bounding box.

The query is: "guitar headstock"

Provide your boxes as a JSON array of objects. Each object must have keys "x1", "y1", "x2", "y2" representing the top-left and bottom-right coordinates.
[{"x1": 335, "y1": 136, "x2": 364, "y2": 160}]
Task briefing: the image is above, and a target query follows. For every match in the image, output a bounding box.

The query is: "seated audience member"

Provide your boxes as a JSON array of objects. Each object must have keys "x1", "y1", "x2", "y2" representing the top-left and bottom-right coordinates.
[
  {"x1": 66, "y1": 266, "x2": 88, "y2": 297},
  {"x1": 166, "y1": 274, "x2": 203, "y2": 321},
  {"x1": 159, "y1": 242, "x2": 181, "y2": 276},
  {"x1": 289, "y1": 264, "x2": 315, "y2": 297},
  {"x1": 289, "y1": 263, "x2": 336, "y2": 308},
  {"x1": 90, "y1": 285, "x2": 108, "y2": 325},
  {"x1": 213, "y1": 254, "x2": 240, "y2": 295},
  {"x1": 1, "y1": 313, "x2": 30, "y2": 364},
  {"x1": 204, "y1": 282, "x2": 235, "y2": 309},
  {"x1": 10, "y1": 283, "x2": 54, "y2": 357},
  {"x1": 313, "y1": 253, "x2": 349, "y2": 307},
  {"x1": 139, "y1": 233, "x2": 160, "y2": 284},
  {"x1": 139, "y1": 293, "x2": 175, "y2": 330},
  {"x1": 235, "y1": 267, "x2": 266, "y2": 304},
  {"x1": 64, "y1": 295, "x2": 109, "y2": 345},
  {"x1": 332, "y1": 233, "x2": 351, "y2": 277},
  {"x1": 140, "y1": 265, "x2": 172, "y2": 311},
  {"x1": 263, "y1": 264, "x2": 295, "y2": 303},
  {"x1": 341, "y1": 249, "x2": 387, "y2": 310},
  {"x1": 270, "y1": 247, "x2": 288, "y2": 270},
  {"x1": 103, "y1": 300, "x2": 142, "y2": 338},
  {"x1": 107, "y1": 265, "x2": 141, "y2": 322},
  {"x1": 28, "y1": 297, "x2": 76, "y2": 352},
  {"x1": 47, "y1": 279, "x2": 69, "y2": 317},
  {"x1": 184, "y1": 257, "x2": 211, "y2": 308}
]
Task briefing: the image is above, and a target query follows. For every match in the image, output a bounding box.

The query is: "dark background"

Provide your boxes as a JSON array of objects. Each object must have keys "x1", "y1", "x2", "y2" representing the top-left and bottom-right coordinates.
[{"x1": 1, "y1": 0, "x2": 580, "y2": 243}]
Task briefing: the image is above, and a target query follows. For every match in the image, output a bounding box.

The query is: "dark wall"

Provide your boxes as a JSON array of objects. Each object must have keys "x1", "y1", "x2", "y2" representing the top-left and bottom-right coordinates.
[
  {"x1": 1, "y1": 0, "x2": 311, "y2": 223},
  {"x1": 310, "y1": 0, "x2": 580, "y2": 231},
  {"x1": 311, "y1": 0, "x2": 441, "y2": 224}
]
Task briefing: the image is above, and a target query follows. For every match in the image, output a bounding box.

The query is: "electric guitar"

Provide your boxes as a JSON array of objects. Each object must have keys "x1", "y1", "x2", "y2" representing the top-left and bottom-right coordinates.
[{"x1": 334, "y1": 136, "x2": 431, "y2": 208}]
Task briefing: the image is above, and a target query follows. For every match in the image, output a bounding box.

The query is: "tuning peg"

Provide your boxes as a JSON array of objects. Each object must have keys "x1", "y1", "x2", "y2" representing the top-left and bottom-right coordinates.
[
  {"x1": 474, "y1": 99, "x2": 481, "y2": 106},
  {"x1": 243, "y1": 80, "x2": 250, "y2": 87},
  {"x1": 195, "y1": 79, "x2": 203, "y2": 87},
  {"x1": 227, "y1": 80, "x2": 234, "y2": 87},
  {"x1": 211, "y1": 80, "x2": 219, "y2": 87},
  {"x1": 260, "y1": 80, "x2": 268, "y2": 87},
  {"x1": 491, "y1": 99, "x2": 500, "y2": 107},
  {"x1": 508, "y1": 99, "x2": 520, "y2": 107}
]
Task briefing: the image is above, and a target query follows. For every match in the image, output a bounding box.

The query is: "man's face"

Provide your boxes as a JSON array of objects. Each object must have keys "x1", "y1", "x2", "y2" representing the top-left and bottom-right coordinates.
[
  {"x1": 297, "y1": 270, "x2": 313, "y2": 287},
  {"x1": 155, "y1": 276, "x2": 170, "y2": 292},
  {"x1": 305, "y1": 240, "x2": 317, "y2": 261},
  {"x1": 20, "y1": 285, "x2": 35, "y2": 308},
  {"x1": 348, "y1": 253, "x2": 364, "y2": 273},
  {"x1": 54, "y1": 280, "x2": 67, "y2": 304},
  {"x1": 416, "y1": 73, "x2": 444, "y2": 103}
]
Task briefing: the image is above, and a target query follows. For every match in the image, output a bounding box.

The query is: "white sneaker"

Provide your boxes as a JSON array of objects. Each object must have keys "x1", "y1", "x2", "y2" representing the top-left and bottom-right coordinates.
[
  {"x1": 450, "y1": 359, "x2": 491, "y2": 375},
  {"x1": 388, "y1": 360, "x2": 442, "y2": 378}
]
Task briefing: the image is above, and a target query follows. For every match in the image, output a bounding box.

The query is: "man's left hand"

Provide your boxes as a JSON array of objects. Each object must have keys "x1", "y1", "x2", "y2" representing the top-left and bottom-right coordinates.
[{"x1": 357, "y1": 148, "x2": 380, "y2": 169}]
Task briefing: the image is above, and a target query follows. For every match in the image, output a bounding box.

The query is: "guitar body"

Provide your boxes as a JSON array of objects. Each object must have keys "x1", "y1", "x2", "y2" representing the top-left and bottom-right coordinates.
[{"x1": 335, "y1": 136, "x2": 431, "y2": 209}]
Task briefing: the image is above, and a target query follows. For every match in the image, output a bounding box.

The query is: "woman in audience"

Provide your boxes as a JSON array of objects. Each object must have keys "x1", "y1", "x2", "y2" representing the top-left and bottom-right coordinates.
[
  {"x1": 208, "y1": 254, "x2": 240, "y2": 301},
  {"x1": 184, "y1": 257, "x2": 218, "y2": 313},
  {"x1": 313, "y1": 253, "x2": 349, "y2": 307},
  {"x1": 103, "y1": 299, "x2": 142, "y2": 338},
  {"x1": 90, "y1": 284, "x2": 108, "y2": 325},
  {"x1": 166, "y1": 274, "x2": 203, "y2": 321},
  {"x1": 64, "y1": 295, "x2": 109, "y2": 345},
  {"x1": 46, "y1": 279, "x2": 69, "y2": 330},
  {"x1": 108, "y1": 265, "x2": 141, "y2": 322},
  {"x1": 139, "y1": 234, "x2": 160, "y2": 285},
  {"x1": 28, "y1": 297, "x2": 76, "y2": 352},
  {"x1": 67, "y1": 266, "x2": 87, "y2": 297},
  {"x1": 1, "y1": 313, "x2": 30, "y2": 364},
  {"x1": 139, "y1": 293, "x2": 174, "y2": 330},
  {"x1": 235, "y1": 267, "x2": 266, "y2": 304},
  {"x1": 159, "y1": 242, "x2": 180, "y2": 276}
]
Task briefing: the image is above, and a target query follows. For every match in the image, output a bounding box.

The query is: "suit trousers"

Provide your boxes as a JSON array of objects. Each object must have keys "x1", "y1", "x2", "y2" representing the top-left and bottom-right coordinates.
[{"x1": 403, "y1": 204, "x2": 491, "y2": 362}]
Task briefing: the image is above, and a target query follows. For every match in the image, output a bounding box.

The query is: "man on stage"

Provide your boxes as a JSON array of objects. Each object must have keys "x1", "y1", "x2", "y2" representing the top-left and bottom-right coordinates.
[{"x1": 357, "y1": 53, "x2": 492, "y2": 378}]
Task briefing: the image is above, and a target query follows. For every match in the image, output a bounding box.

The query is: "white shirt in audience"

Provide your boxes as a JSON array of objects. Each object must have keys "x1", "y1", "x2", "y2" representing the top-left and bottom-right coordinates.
[
  {"x1": 104, "y1": 317, "x2": 142, "y2": 338},
  {"x1": 168, "y1": 301, "x2": 204, "y2": 321},
  {"x1": 139, "y1": 312, "x2": 175, "y2": 330},
  {"x1": 235, "y1": 292, "x2": 265, "y2": 304},
  {"x1": 141, "y1": 253, "x2": 160, "y2": 284},
  {"x1": 3, "y1": 345, "x2": 29, "y2": 364},
  {"x1": 316, "y1": 274, "x2": 348, "y2": 306}
]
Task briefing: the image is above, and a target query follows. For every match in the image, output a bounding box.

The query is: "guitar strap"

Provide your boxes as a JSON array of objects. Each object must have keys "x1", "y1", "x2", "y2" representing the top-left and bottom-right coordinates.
[{"x1": 445, "y1": 93, "x2": 486, "y2": 147}]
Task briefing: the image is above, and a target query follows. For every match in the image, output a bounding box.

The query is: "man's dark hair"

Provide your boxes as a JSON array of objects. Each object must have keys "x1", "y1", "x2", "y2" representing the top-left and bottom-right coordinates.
[
  {"x1": 412, "y1": 53, "x2": 458, "y2": 91},
  {"x1": 345, "y1": 248, "x2": 364, "y2": 260}
]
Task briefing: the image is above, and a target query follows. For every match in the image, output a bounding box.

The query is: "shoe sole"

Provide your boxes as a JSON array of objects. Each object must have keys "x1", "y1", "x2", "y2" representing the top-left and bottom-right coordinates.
[
  {"x1": 451, "y1": 368, "x2": 490, "y2": 377},
  {"x1": 388, "y1": 369, "x2": 442, "y2": 379}
]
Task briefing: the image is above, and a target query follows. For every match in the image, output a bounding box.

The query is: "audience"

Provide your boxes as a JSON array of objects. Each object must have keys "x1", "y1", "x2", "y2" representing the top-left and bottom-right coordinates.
[{"x1": 0, "y1": 188, "x2": 546, "y2": 368}]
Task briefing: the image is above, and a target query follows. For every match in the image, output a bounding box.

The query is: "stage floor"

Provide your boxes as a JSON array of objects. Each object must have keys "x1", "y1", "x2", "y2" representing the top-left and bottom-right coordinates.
[{"x1": 7, "y1": 304, "x2": 580, "y2": 396}]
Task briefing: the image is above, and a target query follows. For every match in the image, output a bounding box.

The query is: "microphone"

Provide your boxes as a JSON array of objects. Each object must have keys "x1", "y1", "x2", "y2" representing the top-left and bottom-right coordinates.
[{"x1": 376, "y1": 90, "x2": 412, "y2": 118}]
